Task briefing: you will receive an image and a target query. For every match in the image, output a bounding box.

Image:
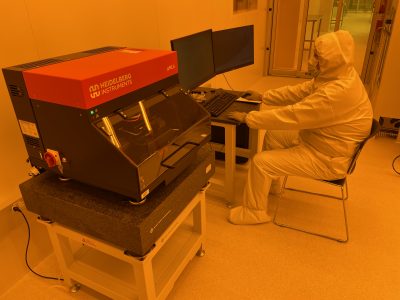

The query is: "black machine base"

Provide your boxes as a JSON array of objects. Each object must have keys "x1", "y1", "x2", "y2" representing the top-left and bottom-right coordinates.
[{"x1": 19, "y1": 146, "x2": 215, "y2": 257}]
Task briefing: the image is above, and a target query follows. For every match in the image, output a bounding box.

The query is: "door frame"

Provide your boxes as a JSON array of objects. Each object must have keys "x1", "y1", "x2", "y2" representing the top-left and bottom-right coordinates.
[
  {"x1": 264, "y1": 0, "x2": 350, "y2": 78},
  {"x1": 264, "y1": 0, "x2": 309, "y2": 77}
]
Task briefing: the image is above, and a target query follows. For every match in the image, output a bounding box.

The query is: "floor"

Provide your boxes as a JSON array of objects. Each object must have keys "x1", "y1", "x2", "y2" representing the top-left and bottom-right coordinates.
[
  {"x1": 173, "y1": 137, "x2": 400, "y2": 300},
  {"x1": 2, "y1": 74, "x2": 400, "y2": 299}
]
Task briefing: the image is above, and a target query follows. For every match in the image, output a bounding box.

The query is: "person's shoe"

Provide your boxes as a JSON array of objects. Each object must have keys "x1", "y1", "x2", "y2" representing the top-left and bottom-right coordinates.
[{"x1": 228, "y1": 206, "x2": 271, "y2": 225}]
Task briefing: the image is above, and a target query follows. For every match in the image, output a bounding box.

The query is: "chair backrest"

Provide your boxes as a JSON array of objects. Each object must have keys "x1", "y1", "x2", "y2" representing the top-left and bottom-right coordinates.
[{"x1": 347, "y1": 118, "x2": 380, "y2": 175}]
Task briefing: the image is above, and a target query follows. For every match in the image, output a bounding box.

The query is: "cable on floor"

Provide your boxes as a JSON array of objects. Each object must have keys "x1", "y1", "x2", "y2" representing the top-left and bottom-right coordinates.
[
  {"x1": 13, "y1": 207, "x2": 64, "y2": 281},
  {"x1": 392, "y1": 154, "x2": 400, "y2": 175}
]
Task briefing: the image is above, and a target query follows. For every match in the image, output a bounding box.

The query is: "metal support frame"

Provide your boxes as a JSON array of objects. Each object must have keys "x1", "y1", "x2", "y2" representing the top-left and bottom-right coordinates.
[
  {"x1": 273, "y1": 176, "x2": 349, "y2": 243},
  {"x1": 40, "y1": 190, "x2": 207, "y2": 300},
  {"x1": 209, "y1": 121, "x2": 260, "y2": 205}
]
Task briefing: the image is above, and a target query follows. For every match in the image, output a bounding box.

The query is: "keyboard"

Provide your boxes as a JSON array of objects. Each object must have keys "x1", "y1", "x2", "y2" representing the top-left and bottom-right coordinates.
[{"x1": 203, "y1": 91, "x2": 238, "y2": 117}]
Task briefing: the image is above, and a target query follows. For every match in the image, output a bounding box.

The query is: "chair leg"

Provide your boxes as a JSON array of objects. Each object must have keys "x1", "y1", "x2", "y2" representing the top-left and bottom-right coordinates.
[
  {"x1": 340, "y1": 195, "x2": 349, "y2": 242},
  {"x1": 342, "y1": 180, "x2": 349, "y2": 200},
  {"x1": 340, "y1": 180, "x2": 349, "y2": 241},
  {"x1": 273, "y1": 177, "x2": 349, "y2": 243}
]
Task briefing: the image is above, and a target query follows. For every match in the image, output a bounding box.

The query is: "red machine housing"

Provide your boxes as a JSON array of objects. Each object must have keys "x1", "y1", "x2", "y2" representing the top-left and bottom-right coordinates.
[{"x1": 22, "y1": 48, "x2": 178, "y2": 109}]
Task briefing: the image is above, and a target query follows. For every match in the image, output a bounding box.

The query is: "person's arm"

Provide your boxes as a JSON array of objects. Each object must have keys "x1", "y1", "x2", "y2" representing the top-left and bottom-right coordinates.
[
  {"x1": 246, "y1": 89, "x2": 336, "y2": 130},
  {"x1": 262, "y1": 80, "x2": 314, "y2": 106}
]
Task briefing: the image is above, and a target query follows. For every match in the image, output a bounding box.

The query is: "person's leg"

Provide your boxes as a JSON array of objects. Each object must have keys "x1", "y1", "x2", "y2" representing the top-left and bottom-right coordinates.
[
  {"x1": 265, "y1": 130, "x2": 299, "y2": 194},
  {"x1": 229, "y1": 153, "x2": 275, "y2": 225},
  {"x1": 229, "y1": 141, "x2": 338, "y2": 225},
  {"x1": 229, "y1": 131, "x2": 299, "y2": 225},
  {"x1": 264, "y1": 130, "x2": 299, "y2": 150}
]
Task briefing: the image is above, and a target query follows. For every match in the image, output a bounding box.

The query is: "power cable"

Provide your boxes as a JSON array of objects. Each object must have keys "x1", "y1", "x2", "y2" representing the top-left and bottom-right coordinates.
[
  {"x1": 13, "y1": 207, "x2": 64, "y2": 281},
  {"x1": 223, "y1": 73, "x2": 234, "y2": 90},
  {"x1": 392, "y1": 154, "x2": 400, "y2": 175}
]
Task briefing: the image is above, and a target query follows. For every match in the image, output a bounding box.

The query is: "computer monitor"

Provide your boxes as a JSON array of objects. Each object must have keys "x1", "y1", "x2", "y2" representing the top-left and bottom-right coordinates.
[
  {"x1": 212, "y1": 25, "x2": 254, "y2": 74},
  {"x1": 170, "y1": 29, "x2": 215, "y2": 91}
]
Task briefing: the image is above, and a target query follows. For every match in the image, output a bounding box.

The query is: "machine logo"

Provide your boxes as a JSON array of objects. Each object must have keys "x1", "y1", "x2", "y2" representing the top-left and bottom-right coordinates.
[
  {"x1": 89, "y1": 84, "x2": 101, "y2": 99},
  {"x1": 89, "y1": 73, "x2": 133, "y2": 99}
]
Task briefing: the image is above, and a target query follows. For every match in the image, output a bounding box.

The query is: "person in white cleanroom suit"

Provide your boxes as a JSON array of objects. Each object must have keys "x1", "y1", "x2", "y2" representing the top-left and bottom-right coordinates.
[{"x1": 226, "y1": 30, "x2": 373, "y2": 225}]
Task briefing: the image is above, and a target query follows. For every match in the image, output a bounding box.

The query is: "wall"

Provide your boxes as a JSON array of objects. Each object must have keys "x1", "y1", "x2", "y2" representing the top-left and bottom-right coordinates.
[
  {"x1": 0, "y1": 0, "x2": 161, "y2": 293},
  {"x1": 374, "y1": 0, "x2": 400, "y2": 119},
  {"x1": 0, "y1": 0, "x2": 161, "y2": 211},
  {"x1": 155, "y1": 0, "x2": 267, "y2": 90},
  {"x1": 0, "y1": 0, "x2": 267, "y2": 294},
  {"x1": 0, "y1": 1, "x2": 35, "y2": 211}
]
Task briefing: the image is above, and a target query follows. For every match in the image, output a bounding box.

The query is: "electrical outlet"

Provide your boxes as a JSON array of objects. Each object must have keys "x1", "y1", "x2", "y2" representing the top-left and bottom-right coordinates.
[{"x1": 11, "y1": 200, "x2": 25, "y2": 212}]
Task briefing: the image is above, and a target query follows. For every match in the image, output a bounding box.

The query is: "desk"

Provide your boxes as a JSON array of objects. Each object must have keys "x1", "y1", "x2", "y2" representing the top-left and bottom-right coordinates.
[{"x1": 209, "y1": 100, "x2": 261, "y2": 203}]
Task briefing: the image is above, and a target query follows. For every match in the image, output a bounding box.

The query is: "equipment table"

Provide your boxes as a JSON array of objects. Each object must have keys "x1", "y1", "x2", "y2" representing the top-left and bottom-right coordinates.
[
  {"x1": 20, "y1": 147, "x2": 214, "y2": 300},
  {"x1": 40, "y1": 189, "x2": 206, "y2": 300}
]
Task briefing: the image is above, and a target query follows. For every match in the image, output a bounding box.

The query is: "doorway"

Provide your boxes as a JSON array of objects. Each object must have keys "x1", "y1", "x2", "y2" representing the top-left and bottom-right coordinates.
[
  {"x1": 360, "y1": 0, "x2": 394, "y2": 94},
  {"x1": 266, "y1": 0, "x2": 374, "y2": 77}
]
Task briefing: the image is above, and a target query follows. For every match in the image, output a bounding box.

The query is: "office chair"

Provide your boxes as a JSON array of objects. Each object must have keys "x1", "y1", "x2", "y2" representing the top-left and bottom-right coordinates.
[{"x1": 273, "y1": 119, "x2": 380, "y2": 243}]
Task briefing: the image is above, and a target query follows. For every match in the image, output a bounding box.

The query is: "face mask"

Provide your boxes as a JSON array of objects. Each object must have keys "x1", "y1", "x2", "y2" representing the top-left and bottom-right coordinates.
[{"x1": 307, "y1": 54, "x2": 320, "y2": 78}]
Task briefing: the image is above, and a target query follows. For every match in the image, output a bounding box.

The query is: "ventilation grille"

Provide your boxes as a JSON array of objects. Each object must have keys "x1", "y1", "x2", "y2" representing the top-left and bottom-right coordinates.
[
  {"x1": 84, "y1": 46, "x2": 124, "y2": 54},
  {"x1": 23, "y1": 135, "x2": 41, "y2": 148},
  {"x1": 15, "y1": 58, "x2": 63, "y2": 70},
  {"x1": 8, "y1": 84, "x2": 25, "y2": 97}
]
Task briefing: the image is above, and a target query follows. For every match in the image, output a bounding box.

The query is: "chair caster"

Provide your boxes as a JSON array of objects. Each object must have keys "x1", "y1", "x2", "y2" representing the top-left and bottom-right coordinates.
[
  {"x1": 196, "y1": 249, "x2": 205, "y2": 257},
  {"x1": 70, "y1": 283, "x2": 81, "y2": 293}
]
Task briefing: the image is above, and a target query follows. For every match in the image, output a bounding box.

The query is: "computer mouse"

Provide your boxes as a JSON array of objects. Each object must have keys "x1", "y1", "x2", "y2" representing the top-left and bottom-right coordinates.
[{"x1": 241, "y1": 92, "x2": 252, "y2": 99}]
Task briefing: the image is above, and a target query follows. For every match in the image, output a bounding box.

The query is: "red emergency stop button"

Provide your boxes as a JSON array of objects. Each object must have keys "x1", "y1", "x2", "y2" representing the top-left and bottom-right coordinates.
[{"x1": 44, "y1": 151, "x2": 57, "y2": 168}]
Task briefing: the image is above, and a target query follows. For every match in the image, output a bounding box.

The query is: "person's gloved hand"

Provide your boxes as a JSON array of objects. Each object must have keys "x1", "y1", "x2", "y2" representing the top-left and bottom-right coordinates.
[
  {"x1": 242, "y1": 90, "x2": 262, "y2": 101},
  {"x1": 226, "y1": 111, "x2": 247, "y2": 123}
]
